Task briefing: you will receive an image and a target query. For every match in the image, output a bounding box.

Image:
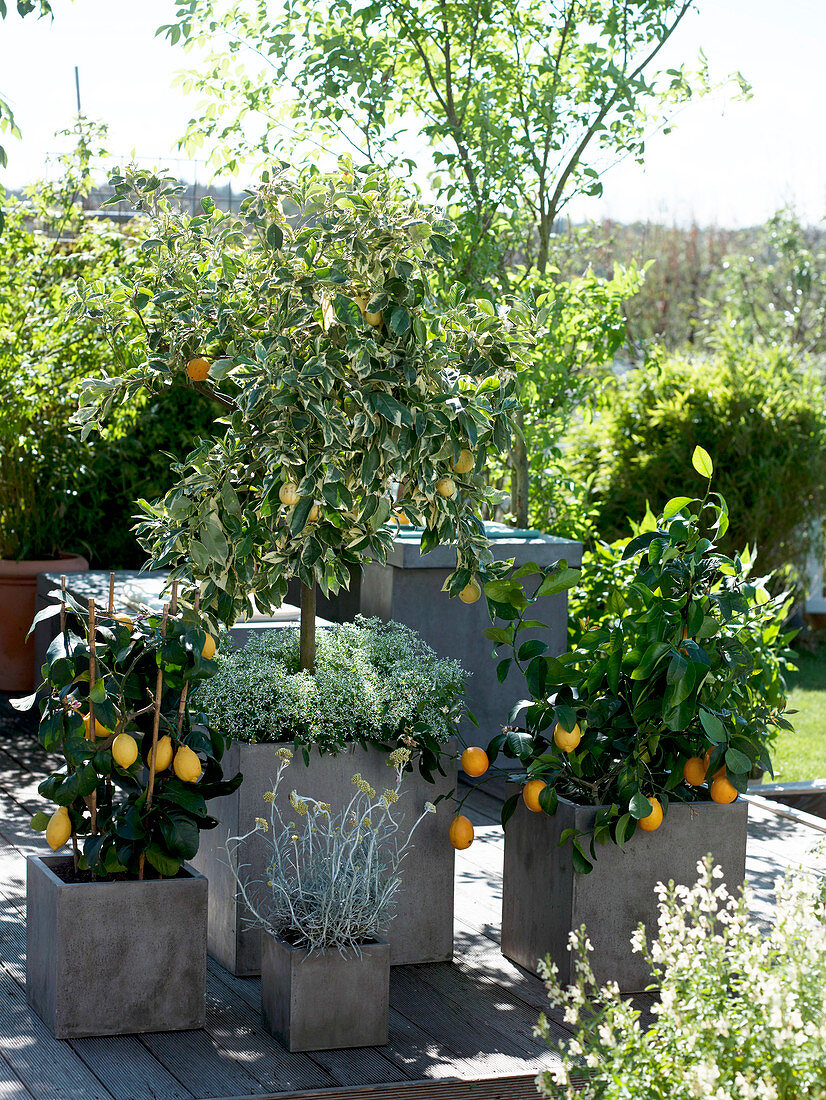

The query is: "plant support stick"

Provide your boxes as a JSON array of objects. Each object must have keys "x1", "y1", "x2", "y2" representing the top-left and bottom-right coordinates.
[
  {"x1": 139, "y1": 602, "x2": 168, "y2": 880},
  {"x1": 87, "y1": 598, "x2": 97, "y2": 836}
]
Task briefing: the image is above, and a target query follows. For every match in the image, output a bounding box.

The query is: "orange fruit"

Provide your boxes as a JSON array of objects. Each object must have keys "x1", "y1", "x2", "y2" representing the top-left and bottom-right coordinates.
[
  {"x1": 522, "y1": 779, "x2": 547, "y2": 813},
  {"x1": 703, "y1": 749, "x2": 726, "y2": 779},
  {"x1": 450, "y1": 449, "x2": 474, "y2": 475},
  {"x1": 638, "y1": 796, "x2": 663, "y2": 831},
  {"x1": 711, "y1": 776, "x2": 738, "y2": 804},
  {"x1": 279, "y1": 482, "x2": 300, "y2": 506},
  {"x1": 186, "y1": 356, "x2": 210, "y2": 382},
  {"x1": 449, "y1": 815, "x2": 474, "y2": 849},
  {"x1": 459, "y1": 579, "x2": 481, "y2": 604},
  {"x1": 553, "y1": 722, "x2": 581, "y2": 753},
  {"x1": 436, "y1": 477, "x2": 457, "y2": 499},
  {"x1": 460, "y1": 747, "x2": 489, "y2": 778},
  {"x1": 683, "y1": 756, "x2": 707, "y2": 786}
]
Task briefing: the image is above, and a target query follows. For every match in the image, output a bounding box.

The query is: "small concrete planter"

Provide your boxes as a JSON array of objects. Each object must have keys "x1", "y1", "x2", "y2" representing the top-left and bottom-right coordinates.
[
  {"x1": 501, "y1": 795, "x2": 748, "y2": 992},
  {"x1": 26, "y1": 854, "x2": 207, "y2": 1039},
  {"x1": 191, "y1": 741, "x2": 456, "y2": 975},
  {"x1": 262, "y1": 934, "x2": 390, "y2": 1051}
]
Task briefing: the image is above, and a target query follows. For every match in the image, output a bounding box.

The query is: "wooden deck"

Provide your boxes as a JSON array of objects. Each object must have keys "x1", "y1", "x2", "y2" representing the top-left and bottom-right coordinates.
[{"x1": 0, "y1": 726, "x2": 823, "y2": 1100}]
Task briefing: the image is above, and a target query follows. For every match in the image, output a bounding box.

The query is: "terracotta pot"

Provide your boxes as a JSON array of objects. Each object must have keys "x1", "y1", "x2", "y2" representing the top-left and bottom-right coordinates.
[{"x1": 0, "y1": 553, "x2": 89, "y2": 692}]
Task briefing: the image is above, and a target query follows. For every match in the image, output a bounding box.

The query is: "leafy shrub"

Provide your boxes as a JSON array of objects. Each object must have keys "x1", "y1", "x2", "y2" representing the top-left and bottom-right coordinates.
[
  {"x1": 483, "y1": 454, "x2": 795, "y2": 870},
  {"x1": 226, "y1": 746, "x2": 434, "y2": 953},
  {"x1": 537, "y1": 857, "x2": 826, "y2": 1098},
  {"x1": 0, "y1": 125, "x2": 220, "y2": 565},
  {"x1": 570, "y1": 339, "x2": 826, "y2": 580},
  {"x1": 195, "y1": 616, "x2": 467, "y2": 761}
]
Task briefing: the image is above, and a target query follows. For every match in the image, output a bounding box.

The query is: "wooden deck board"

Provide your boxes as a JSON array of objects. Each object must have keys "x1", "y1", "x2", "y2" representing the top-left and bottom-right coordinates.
[{"x1": 0, "y1": 728, "x2": 821, "y2": 1100}]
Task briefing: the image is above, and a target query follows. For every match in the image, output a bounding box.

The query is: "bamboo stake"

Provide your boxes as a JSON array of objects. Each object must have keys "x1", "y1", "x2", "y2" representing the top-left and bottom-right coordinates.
[
  {"x1": 87, "y1": 598, "x2": 97, "y2": 836},
  {"x1": 174, "y1": 589, "x2": 199, "y2": 736},
  {"x1": 60, "y1": 576, "x2": 80, "y2": 874},
  {"x1": 107, "y1": 571, "x2": 115, "y2": 616},
  {"x1": 139, "y1": 602, "x2": 169, "y2": 880}
]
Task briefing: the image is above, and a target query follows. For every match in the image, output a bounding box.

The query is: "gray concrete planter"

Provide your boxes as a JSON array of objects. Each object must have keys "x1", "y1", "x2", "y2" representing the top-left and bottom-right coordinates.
[
  {"x1": 360, "y1": 525, "x2": 582, "y2": 745},
  {"x1": 26, "y1": 855, "x2": 207, "y2": 1038},
  {"x1": 501, "y1": 794, "x2": 748, "y2": 992},
  {"x1": 191, "y1": 741, "x2": 456, "y2": 976},
  {"x1": 262, "y1": 934, "x2": 390, "y2": 1051}
]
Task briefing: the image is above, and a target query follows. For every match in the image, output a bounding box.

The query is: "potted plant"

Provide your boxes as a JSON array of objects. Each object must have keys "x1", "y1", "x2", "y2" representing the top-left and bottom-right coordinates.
[
  {"x1": 224, "y1": 745, "x2": 435, "y2": 1051},
  {"x1": 15, "y1": 580, "x2": 241, "y2": 1038},
  {"x1": 479, "y1": 448, "x2": 795, "y2": 991},
  {"x1": 73, "y1": 163, "x2": 526, "y2": 970},
  {"x1": 192, "y1": 616, "x2": 466, "y2": 972}
]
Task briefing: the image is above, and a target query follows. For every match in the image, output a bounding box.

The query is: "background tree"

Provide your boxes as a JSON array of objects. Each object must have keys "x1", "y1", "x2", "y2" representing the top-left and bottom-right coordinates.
[
  {"x1": 163, "y1": 0, "x2": 742, "y2": 524},
  {"x1": 0, "y1": 0, "x2": 53, "y2": 172},
  {"x1": 75, "y1": 164, "x2": 527, "y2": 668}
]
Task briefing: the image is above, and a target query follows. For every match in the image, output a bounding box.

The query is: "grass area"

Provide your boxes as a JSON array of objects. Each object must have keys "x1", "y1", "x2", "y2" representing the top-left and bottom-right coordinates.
[{"x1": 764, "y1": 645, "x2": 826, "y2": 784}]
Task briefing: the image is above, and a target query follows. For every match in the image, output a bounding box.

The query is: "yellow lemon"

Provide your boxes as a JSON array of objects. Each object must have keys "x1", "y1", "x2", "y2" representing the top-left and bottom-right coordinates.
[
  {"x1": 279, "y1": 482, "x2": 300, "y2": 507},
  {"x1": 46, "y1": 806, "x2": 71, "y2": 852},
  {"x1": 394, "y1": 509, "x2": 411, "y2": 525},
  {"x1": 460, "y1": 747, "x2": 489, "y2": 778},
  {"x1": 186, "y1": 357, "x2": 210, "y2": 382},
  {"x1": 113, "y1": 613, "x2": 133, "y2": 631},
  {"x1": 173, "y1": 745, "x2": 202, "y2": 783},
  {"x1": 112, "y1": 733, "x2": 139, "y2": 769},
  {"x1": 83, "y1": 713, "x2": 113, "y2": 740},
  {"x1": 553, "y1": 722, "x2": 581, "y2": 753},
  {"x1": 683, "y1": 756, "x2": 707, "y2": 787},
  {"x1": 522, "y1": 779, "x2": 547, "y2": 813},
  {"x1": 450, "y1": 449, "x2": 474, "y2": 475},
  {"x1": 151, "y1": 735, "x2": 174, "y2": 773},
  {"x1": 638, "y1": 797, "x2": 663, "y2": 831},
  {"x1": 711, "y1": 776, "x2": 738, "y2": 804},
  {"x1": 459, "y1": 579, "x2": 482, "y2": 604},
  {"x1": 436, "y1": 477, "x2": 457, "y2": 499},
  {"x1": 448, "y1": 815, "x2": 474, "y2": 850},
  {"x1": 354, "y1": 294, "x2": 383, "y2": 327},
  {"x1": 309, "y1": 504, "x2": 321, "y2": 523},
  {"x1": 202, "y1": 633, "x2": 217, "y2": 660}
]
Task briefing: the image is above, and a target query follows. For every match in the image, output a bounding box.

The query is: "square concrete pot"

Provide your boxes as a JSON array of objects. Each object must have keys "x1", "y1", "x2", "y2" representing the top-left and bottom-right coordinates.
[
  {"x1": 360, "y1": 525, "x2": 582, "y2": 747},
  {"x1": 191, "y1": 741, "x2": 456, "y2": 975},
  {"x1": 501, "y1": 794, "x2": 748, "y2": 992},
  {"x1": 262, "y1": 934, "x2": 390, "y2": 1051},
  {"x1": 26, "y1": 854, "x2": 207, "y2": 1038}
]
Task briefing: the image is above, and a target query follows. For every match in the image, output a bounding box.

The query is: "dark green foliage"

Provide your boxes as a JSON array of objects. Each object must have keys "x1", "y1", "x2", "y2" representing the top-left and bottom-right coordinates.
[
  {"x1": 482, "y1": 453, "x2": 795, "y2": 869},
  {"x1": 569, "y1": 341, "x2": 826, "y2": 581}
]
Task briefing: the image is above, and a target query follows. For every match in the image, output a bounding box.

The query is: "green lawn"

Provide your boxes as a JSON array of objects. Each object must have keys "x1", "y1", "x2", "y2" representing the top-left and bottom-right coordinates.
[{"x1": 764, "y1": 646, "x2": 826, "y2": 784}]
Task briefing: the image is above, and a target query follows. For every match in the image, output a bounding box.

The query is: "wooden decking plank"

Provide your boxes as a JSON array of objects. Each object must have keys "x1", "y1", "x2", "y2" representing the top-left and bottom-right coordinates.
[
  {"x1": 210, "y1": 1074, "x2": 540, "y2": 1100},
  {"x1": 388, "y1": 967, "x2": 551, "y2": 1076},
  {"x1": 0, "y1": 1049, "x2": 35, "y2": 1100},
  {"x1": 0, "y1": 964, "x2": 114, "y2": 1100},
  {"x1": 208, "y1": 958, "x2": 481, "y2": 1084},
  {"x1": 138, "y1": 1024, "x2": 271, "y2": 1099}
]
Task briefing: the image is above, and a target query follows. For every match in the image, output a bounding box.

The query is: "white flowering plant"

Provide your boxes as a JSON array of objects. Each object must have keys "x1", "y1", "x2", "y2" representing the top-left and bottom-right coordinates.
[
  {"x1": 225, "y1": 746, "x2": 436, "y2": 954},
  {"x1": 194, "y1": 616, "x2": 467, "y2": 779},
  {"x1": 536, "y1": 857, "x2": 826, "y2": 1099}
]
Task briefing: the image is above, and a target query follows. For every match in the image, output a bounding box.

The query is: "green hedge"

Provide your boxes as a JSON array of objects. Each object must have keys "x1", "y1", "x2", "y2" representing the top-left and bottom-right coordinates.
[{"x1": 568, "y1": 340, "x2": 826, "y2": 581}]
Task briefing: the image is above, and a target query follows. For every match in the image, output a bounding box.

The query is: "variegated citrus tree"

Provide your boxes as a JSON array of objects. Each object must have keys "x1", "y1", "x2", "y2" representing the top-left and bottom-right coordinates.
[{"x1": 74, "y1": 165, "x2": 527, "y2": 667}]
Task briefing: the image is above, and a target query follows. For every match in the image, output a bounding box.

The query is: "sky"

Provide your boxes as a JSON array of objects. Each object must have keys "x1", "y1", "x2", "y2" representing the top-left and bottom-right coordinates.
[{"x1": 0, "y1": 0, "x2": 823, "y2": 228}]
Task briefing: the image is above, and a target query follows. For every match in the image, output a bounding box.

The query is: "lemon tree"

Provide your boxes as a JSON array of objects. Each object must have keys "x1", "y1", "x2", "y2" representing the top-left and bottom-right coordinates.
[
  {"x1": 14, "y1": 590, "x2": 240, "y2": 879},
  {"x1": 482, "y1": 448, "x2": 795, "y2": 872},
  {"x1": 74, "y1": 165, "x2": 526, "y2": 667}
]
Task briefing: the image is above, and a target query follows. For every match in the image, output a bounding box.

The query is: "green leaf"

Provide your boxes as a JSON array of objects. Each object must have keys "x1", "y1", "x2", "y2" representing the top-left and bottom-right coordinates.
[
  {"x1": 725, "y1": 747, "x2": 752, "y2": 774},
  {"x1": 692, "y1": 445, "x2": 714, "y2": 478},
  {"x1": 699, "y1": 709, "x2": 727, "y2": 743},
  {"x1": 388, "y1": 304, "x2": 411, "y2": 335},
  {"x1": 30, "y1": 812, "x2": 50, "y2": 832},
  {"x1": 662, "y1": 496, "x2": 693, "y2": 520},
  {"x1": 629, "y1": 792, "x2": 653, "y2": 820},
  {"x1": 535, "y1": 565, "x2": 580, "y2": 597},
  {"x1": 290, "y1": 495, "x2": 314, "y2": 535},
  {"x1": 89, "y1": 677, "x2": 107, "y2": 704},
  {"x1": 538, "y1": 784, "x2": 558, "y2": 815},
  {"x1": 496, "y1": 658, "x2": 512, "y2": 683},
  {"x1": 571, "y1": 841, "x2": 593, "y2": 874},
  {"x1": 614, "y1": 812, "x2": 633, "y2": 847},
  {"x1": 144, "y1": 843, "x2": 181, "y2": 877},
  {"x1": 501, "y1": 792, "x2": 520, "y2": 827}
]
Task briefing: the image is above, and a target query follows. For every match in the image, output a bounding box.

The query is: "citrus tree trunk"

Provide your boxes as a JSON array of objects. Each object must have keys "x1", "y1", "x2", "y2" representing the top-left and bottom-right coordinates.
[
  {"x1": 510, "y1": 407, "x2": 529, "y2": 528},
  {"x1": 299, "y1": 582, "x2": 316, "y2": 673}
]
